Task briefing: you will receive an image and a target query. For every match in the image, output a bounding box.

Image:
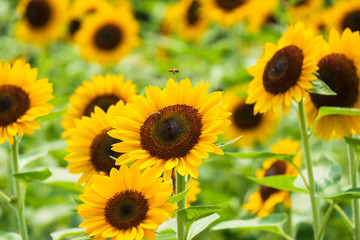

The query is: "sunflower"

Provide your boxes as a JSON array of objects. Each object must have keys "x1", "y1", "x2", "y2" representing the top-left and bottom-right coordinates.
[
  {"x1": 186, "y1": 179, "x2": 201, "y2": 207},
  {"x1": 61, "y1": 74, "x2": 136, "y2": 138},
  {"x1": 327, "y1": 0, "x2": 360, "y2": 33},
  {"x1": 199, "y1": 0, "x2": 254, "y2": 26},
  {"x1": 75, "y1": 7, "x2": 139, "y2": 65},
  {"x1": 287, "y1": 0, "x2": 324, "y2": 23},
  {"x1": 16, "y1": 0, "x2": 68, "y2": 45},
  {"x1": 223, "y1": 85, "x2": 280, "y2": 147},
  {"x1": 65, "y1": 102, "x2": 126, "y2": 185},
  {"x1": 245, "y1": 0, "x2": 280, "y2": 34},
  {"x1": 0, "y1": 60, "x2": 53, "y2": 144},
  {"x1": 246, "y1": 22, "x2": 324, "y2": 115},
  {"x1": 67, "y1": 0, "x2": 111, "y2": 40},
  {"x1": 109, "y1": 78, "x2": 231, "y2": 179},
  {"x1": 302, "y1": 9, "x2": 330, "y2": 35},
  {"x1": 305, "y1": 28, "x2": 360, "y2": 141},
  {"x1": 242, "y1": 138, "x2": 301, "y2": 217},
  {"x1": 165, "y1": 0, "x2": 209, "y2": 42},
  {"x1": 77, "y1": 165, "x2": 177, "y2": 240}
]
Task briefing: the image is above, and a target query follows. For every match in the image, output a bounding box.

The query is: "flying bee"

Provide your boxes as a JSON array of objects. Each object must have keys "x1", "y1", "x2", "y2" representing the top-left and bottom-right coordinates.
[{"x1": 168, "y1": 69, "x2": 179, "y2": 75}]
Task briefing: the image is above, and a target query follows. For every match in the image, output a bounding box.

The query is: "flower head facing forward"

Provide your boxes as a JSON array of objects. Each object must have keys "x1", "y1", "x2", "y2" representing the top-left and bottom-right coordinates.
[
  {"x1": 242, "y1": 138, "x2": 301, "y2": 217},
  {"x1": 305, "y1": 28, "x2": 360, "y2": 141},
  {"x1": 109, "y1": 78, "x2": 231, "y2": 179},
  {"x1": 246, "y1": 22, "x2": 324, "y2": 115},
  {"x1": 0, "y1": 60, "x2": 53, "y2": 144},
  {"x1": 61, "y1": 74, "x2": 136, "y2": 138},
  {"x1": 77, "y1": 165, "x2": 177, "y2": 240},
  {"x1": 65, "y1": 102, "x2": 125, "y2": 185}
]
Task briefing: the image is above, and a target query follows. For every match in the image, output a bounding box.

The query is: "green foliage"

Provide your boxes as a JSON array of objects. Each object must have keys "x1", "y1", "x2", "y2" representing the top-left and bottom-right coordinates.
[
  {"x1": 0, "y1": 231, "x2": 21, "y2": 240},
  {"x1": 50, "y1": 228, "x2": 86, "y2": 240},
  {"x1": 13, "y1": 168, "x2": 52, "y2": 184},
  {"x1": 248, "y1": 175, "x2": 307, "y2": 193},
  {"x1": 167, "y1": 187, "x2": 191, "y2": 204},
  {"x1": 313, "y1": 156, "x2": 342, "y2": 192},
  {"x1": 216, "y1": 136, "x2": 242, "y2": 149},
  {"x1": 308, "y1": 79, "x2": 336, "y2": 96},
  {"x1": 345, "y1": 137, "x2": 360, "y2": 156},
  {"x1": 36, "y1": 108, "x2": 67, "y2": 123},
  {"x1": 323, "y1": 188, "x2": 360, "y2": 202},
  {"x1": 212, "y1": 213, "x2": 292, "y2": 240},
  {"x1": 187, "y1": 213, "x2": 220, "y2": 240}
]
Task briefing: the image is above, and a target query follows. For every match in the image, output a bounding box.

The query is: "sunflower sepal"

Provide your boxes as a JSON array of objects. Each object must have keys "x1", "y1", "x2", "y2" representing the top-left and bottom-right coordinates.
[
  {"x1": 308, "y1": 79, "x2": 337, "y2": 96},
  {"x1": 211, "y1": 213, "x2": 292, "y2": 240}
]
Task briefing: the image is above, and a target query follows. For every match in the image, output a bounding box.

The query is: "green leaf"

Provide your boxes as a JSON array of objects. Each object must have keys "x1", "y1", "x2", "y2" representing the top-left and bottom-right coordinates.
[
  {"x1": 177, "y1": 202, "x2": 229, "y2": 236},
  {"x1": 314, "y1": 156, "x2": 342, "y2": 192},
  {"x1": 48, "y1": 181, "x2": 83, "y2": 194},
  {"x1": 212, "y1": 213, "x2": 292, "y2": 240},
  {"x1": 187, "y1": 213, "x2": 220, "y2": 240},
  {"x1": 50, "y1": 228, "x2": 85, "y2": 240},
  {"x1": 13, "y1": 168, "x2": 52, "y2": 184},
  {"x1": 322, "y1": 188, "x2": 360, "y2": 202},
  {"x1": 167, "y1": 187, "x2": 190, "y2": 204},
  {"x1": 313, "y1": 107, "x2": 360, "y2": 127},
  {"x1": 226, "y1": 152, "x2": 297, "y2": 163},
  {"x1": 156, "y1": 234, "x2": 176, "y2": 240},
  {"x1": 308, "y1": 79, "x2": 336, "y2": 96},
  {"x1": 248, "y1": 175, "x2": 308, "y2": 193},
  {"x1": 216, "y1": 136, "x2": 242, "y2": 149},
  {"x1": 345, "y1": 137, "x2": 360, "y2": 156},
  {"x1": 0, "y1": 231, "x2": 21, "y2": 240},
  {"x1": 36, "y1": 108, "x2": 67, "y2": 122}
]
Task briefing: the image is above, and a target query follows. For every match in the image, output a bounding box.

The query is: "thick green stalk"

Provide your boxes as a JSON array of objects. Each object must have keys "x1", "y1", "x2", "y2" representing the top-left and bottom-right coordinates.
[
  {"x1": 347, "y1": 145, "x2": 360, "y2": 240},
  {"x1": 318, "y1": 201, "x2": 336, "y2": 239},
  {"x1": 298, "y1": 100, "x2": 321, "y2": 239},
  {"x1": 11, "y1": 136, "x2": 28, "y2": 240},
  {"x1": 176, "y1": 173, "x2": 186, "y2": 240}
]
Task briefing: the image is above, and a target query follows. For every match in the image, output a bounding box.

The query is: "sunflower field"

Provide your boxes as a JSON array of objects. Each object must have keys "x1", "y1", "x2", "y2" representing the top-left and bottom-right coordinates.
[{"x1": 2, "y1": 0, "x2": 360, "y2": 240}]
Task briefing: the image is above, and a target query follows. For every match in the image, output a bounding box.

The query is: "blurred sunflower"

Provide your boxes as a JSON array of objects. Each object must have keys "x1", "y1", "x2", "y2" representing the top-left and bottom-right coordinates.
[
  {"x1": 305, "y1": 29, "x2": 360, "y2": 141},
  {"x1": 302, "y1": 9, "x2": 329, "y2": 34},
  {"x1": 186, "y1": 179, "x2": 201, "y2": 207},
  {"x1": 0, "y1": 60, "x2": 53, "y2": 144},
  {"x1": 67, "y1": 0, "x2": 111, "y2": 40},
  {"x1": 77, "y1": 165, "x2": 177, "y2": 240},
  {"x1": 200, "y1": 0, "x2": 253, "y2": 26},
  {"x1": 109, "y1": 78, "x2": 231, "y2": 179},
  {"x1": 327, "y1": 0, "x2": 360, "y2": 32},
  {"x1": 165, "y1": 0, "x2": 209, "y2": 42},
  {"x1": 75, "y1": 7, "x2": 139, "y2": 65},
  {"x1": 223, "y1": 85, "x2": 280, "y2": 147},
  {"x1": 61, "y1": 74, "x2": 136, "y2": 138},
  {"x1": 246, "y1": 0, "x2": 280, "y2": 33},
  {"x1": 16, "y1": 0, "x2": 68, "y2": 45},
  {"x1": 242, "y1": 138, "x2": 301, "y2": 217},
  {"x1": 287, "y1": 0, "x2": 324, "y2": 23},
  {"x1": 65, "y1": 102, "x2": 125, "y2": 185},
  {"x1": 246, "y1": 22, "x2": 324, "y2": 115}
]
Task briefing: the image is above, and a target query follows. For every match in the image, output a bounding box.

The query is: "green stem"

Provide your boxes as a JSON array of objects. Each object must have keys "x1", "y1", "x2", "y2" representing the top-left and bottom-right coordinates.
[
  {"x1": 286, "y1": 206, "x2": 293, "y2": 237},
  {"x1": 298, "y1": 100, "x2": 321, "y2": 239},
  {"x1": 318, "y1": 201, "x2": 336, "y2": 239},
  {"x1": 0, "y1": 190, "x2": 11, "y2": 203},
  {"x1": 176, "y1": 173, "x2": 186, "y2": 240},
  {"x1": 347, "y1": 145, "x2": 360, "y2": 240},
  {"x1": 325, "y1": 199, "x2": 354, "y2": 230},
  {"x1": 11, "y1": 136, "x2": 28, "y2": 240}
]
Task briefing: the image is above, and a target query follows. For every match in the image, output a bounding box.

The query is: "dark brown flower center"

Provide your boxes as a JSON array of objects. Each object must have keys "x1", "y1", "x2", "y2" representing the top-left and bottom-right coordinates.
[
  {"x1": 310, "y1": 53, "x2": 359, "y2": 109},
  {"x1": 83, "y1": 94, "x2": 121, "y2": 117},
  {"x1": 90, "y1": 128, "x2": 122, "y2": 174},
  {"x1": 140, "y1": 104, "x2": 202, "y2": 160},
  {"x1": 260, "y1": 160, "x2": 287, "y2": 201},
  {"x1": 187, "y1": 0, "x2": 201, "y2": 25},
  {"x1": 105, "y1": 190, "x2": 149, "y2": 230},
  {"x1": 215, "y1": 0, "x2": 246, "y2": 11},
  {"x1": 233, "y1": 103, "x2": 262, "y2": 130},
  {"x1": 94, "y1": 24, "x2": 123, "y2": 50},
  {"x1": 0, "y1": 85, "x2": 30, "y2": 127},
  {"x1": 69, "y1": 19, "x2": 81, "y2": 36},
  {"x1": 342, "y1": 10, "x2": 360, "y2": 32},
  {"x1": 25, "y1": 0, "x2": 52, "y2": 28},
  {"x1": 263, "y1": 45, "x2": 304, "y2": 95},
  {"x1": 293, "y1": 0, "x2": 308, "y2": 6}
]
